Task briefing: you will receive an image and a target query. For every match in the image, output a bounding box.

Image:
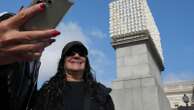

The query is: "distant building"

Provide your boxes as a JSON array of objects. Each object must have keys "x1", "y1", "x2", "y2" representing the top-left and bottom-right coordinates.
[{"x1": 164, "y1": 80, "x2": 194, "y2": 109}]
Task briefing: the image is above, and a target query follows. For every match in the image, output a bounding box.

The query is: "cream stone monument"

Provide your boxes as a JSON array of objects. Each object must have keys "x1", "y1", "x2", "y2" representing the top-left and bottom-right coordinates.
[{"x1": 109, "y1": 0, "x2": 171, "y2": 110}]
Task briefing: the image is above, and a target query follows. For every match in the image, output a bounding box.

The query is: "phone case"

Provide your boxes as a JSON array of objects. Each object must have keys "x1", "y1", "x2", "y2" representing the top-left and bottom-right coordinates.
[{"x1": 24, "y1": 0, "x2": 74, "y2": 31}]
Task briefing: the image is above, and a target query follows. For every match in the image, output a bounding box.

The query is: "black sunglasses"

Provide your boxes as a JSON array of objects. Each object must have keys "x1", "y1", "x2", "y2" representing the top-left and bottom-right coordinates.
[{"x1": 66, "y1": 47, "x2": 87, "y2": 57}]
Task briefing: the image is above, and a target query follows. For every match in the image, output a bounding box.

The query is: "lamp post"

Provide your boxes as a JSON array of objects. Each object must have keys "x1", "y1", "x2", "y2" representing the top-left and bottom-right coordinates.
[
  {"x1": 182, "y1": 94, "x2": 190, "y2": 107},
  {"x1": 178, "y1": 86, "x2": 194, "y2": 110}
]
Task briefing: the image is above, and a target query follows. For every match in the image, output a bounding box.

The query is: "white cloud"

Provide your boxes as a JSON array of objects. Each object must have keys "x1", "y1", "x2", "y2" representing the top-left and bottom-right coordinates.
[
  {"x1": 89, "y1": 28, "x2": 106, "y2": 39},
  {"x1": 89, "y1": 49, "x2": 115, "y2": 85},
  {"x1": 89, "y1": 49, "x2": 110, "y2": 76},
  {"x1": 57, "y1": 22, "x2": 89, "y2": 45},
  {"x1": 90, "y1": 49, "x2": 106, "y2": 64}
]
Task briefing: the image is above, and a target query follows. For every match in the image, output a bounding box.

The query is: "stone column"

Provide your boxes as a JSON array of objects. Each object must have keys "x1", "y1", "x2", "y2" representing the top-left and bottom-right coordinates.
[{"x1": 109, "y1": 0, "x2": 171, "y2": 110}]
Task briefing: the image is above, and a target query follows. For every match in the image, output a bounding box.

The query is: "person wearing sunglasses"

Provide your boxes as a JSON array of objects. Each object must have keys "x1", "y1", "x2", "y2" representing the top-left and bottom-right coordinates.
[{"x1": 30, "y1": 41, "x2": 115, "y2": 110}]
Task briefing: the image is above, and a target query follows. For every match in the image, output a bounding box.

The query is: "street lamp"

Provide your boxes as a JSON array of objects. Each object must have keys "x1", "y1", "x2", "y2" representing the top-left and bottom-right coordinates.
[
  {"x1": 182, "y1": 94, "x2": 190, "y2": 107},
  {"x1": 178, "y1": 88, "x2": 194, "y2": 110}
]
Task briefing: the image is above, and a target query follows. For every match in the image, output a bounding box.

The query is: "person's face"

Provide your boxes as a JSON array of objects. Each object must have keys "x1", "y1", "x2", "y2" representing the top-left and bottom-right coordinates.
[{"x1": 64, "y1": 47, "x2": 87, "y2": 73}]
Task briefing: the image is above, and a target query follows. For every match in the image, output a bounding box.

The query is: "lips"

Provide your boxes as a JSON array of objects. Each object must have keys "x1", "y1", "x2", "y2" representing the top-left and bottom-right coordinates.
[
  {"x1": 69, "y1": 60, "x2": 83, "y2": 64},
  {"x1": 67, "y1": 58, "x2": 84, "y2": 64}
]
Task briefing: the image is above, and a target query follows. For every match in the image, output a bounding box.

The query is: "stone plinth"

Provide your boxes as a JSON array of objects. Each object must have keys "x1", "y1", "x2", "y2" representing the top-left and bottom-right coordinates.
[
  {"x1": 110, "y1": 38, "x2": 171, "y2": 110},
  {"x1": 111, "y1": 77, "x2": 170, "y2": 110}
]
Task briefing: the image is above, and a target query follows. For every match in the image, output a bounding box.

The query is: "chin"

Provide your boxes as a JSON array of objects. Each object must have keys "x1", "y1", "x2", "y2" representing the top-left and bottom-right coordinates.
[
  {"x1": 70, "y1": 69, "x2": 84, "y2": 73},
  {"x1": 70, "y1": 66, "x2": 84, "y2": 71}
]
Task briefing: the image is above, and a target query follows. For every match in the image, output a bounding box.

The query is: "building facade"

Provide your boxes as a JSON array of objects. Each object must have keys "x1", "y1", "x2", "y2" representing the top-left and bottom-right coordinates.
[{"x1": 164, "y1": 80, "x2": 194, "y2": 109}]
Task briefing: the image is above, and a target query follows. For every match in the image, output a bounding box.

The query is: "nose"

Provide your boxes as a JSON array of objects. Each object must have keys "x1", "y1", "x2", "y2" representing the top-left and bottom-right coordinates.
[{"x1": 74, "y1": 53, "x2": 80, "y2": 57}]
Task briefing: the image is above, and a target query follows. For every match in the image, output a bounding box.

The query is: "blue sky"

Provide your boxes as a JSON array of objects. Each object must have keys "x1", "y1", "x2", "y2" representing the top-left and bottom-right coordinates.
[{"x1": 0, "y1": 0, "x2": 194, "y2": 87}]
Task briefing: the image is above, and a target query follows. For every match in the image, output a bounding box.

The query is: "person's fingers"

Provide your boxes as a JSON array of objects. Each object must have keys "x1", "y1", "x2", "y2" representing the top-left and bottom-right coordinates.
[
  {"x1": 0, "y1": 29, "x2": 60, "y2": 47},
  {"x1": 19, "y1": 29, "x2": 60, "y2": 42},
  {"x1": 4, "y1": 3, "x2": 46, "y2": 28},
  {"x1": 0, "y1": 39, "x2": 55, "y2": 55}
]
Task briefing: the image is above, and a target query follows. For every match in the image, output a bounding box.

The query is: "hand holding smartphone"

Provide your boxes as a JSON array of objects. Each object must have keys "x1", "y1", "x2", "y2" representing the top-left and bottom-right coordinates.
[{"x1": 24, "y1": 0, "x2": 74, "y2": 31}]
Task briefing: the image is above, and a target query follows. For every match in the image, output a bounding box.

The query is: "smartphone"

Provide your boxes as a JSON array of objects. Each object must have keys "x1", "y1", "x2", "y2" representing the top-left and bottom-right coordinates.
[{"x1": 24, "y1": 0, "x2": 74, "y2": 31}]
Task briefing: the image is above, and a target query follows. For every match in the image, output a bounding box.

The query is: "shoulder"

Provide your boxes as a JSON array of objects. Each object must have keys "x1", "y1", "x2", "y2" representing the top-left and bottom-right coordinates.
[
  {"x1": 95, "y1": 82, "x2": 112, "y2": 95},
  {"x1": 38, "y1": 74, "x2": 64, "y2": 94},
  {"x1": 30, "y1": 74, "x2": 65, "y2": 109},
  {"x1": 91, "y1": 83, "x2": 115, "y2": 110},
  {"x1": 92, "y1": 82, "x2": 112, "y2": 104}
]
